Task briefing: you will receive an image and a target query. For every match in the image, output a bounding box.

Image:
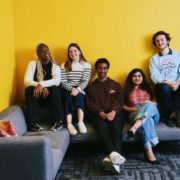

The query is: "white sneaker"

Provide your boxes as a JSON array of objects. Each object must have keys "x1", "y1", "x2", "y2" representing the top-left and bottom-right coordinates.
[
  {"x1": 109, "y1": 151, "x2": 126, "y2": 165},
  {"x1": 102, "y1": 156, "x2": 111, "y2": 163},
  {"x1": 102, "y1": 156, "x2": 120, "y2": 174},
  {"x1": 78, "y1": 122, "x2": 87, "y2": 134},
  {"x1": 67, "y1": 124, "x2": 77, "y2": 136}
]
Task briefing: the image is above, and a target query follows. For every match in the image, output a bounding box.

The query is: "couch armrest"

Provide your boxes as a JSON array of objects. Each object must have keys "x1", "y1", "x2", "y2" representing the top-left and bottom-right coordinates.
[
  {"x1": 0, "y1": 136, "x2": 54, "y2": 180},
  {"x1": 0, "y1": 104, "x2": 27, "y2": 135}
]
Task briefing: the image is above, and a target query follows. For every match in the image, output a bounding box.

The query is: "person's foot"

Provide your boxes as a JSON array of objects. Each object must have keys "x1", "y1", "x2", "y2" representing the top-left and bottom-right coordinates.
[
  {"x1": 144, "y1": 149, "x2": 161, "y2": 164},
  {"x1": 29, "y1": 122, "x2": 43, "y2": 132},
  {"x1": 102, "y1": 157, "x2": 120, "y2": 174},
  {"x1": 67, "y1": 124, "x2": 77, "y2": 136},
  {"x1": 109, "y1": 151, "x2": 126, "y2": 165},
  {"x1": 50, "y1": 120, "x2": 63, "y2": 131},
  {"x1": 78, "y1": 122, "x2": 87, "y2": 134},
  {"x1": 127, "y1": 126, "x2": 136, "y2": 139},
  {"x1": 127, "y1": 130, "x2": 135, "y2": 139},
  {"x1": 145, "y1": 158, "x2": 161, "y2": 164}
]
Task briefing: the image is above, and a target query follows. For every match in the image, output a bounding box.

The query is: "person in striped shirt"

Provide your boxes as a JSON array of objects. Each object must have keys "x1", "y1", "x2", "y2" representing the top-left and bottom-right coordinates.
[
  {"x1": 123, "y1": 68, "x2": 160, "y2": 164},
  {"x1": 61, "y1": 43, "x2": 91, "y2": 136}
]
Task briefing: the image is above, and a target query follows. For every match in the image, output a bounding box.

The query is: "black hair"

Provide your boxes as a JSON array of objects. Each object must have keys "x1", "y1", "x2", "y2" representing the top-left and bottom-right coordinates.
[
  {"x1": 152, "y1": 31, "x2": 171, "y2": 46},
  {"x1": 123, "y1": 68, "x2": 154, "y2": 104},
  {"x1": 36, "y1": 43, "x2": 49, "y2": 57},
  {"x1": 95, "y1": 58, "x2": 110, "y2": 69}
]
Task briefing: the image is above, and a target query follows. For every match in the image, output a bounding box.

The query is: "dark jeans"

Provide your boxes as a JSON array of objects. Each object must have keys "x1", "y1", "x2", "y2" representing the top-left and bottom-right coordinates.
[
  {"x1": 155, "y1": 83, "x2": 180, "y2": 120},
  {"x1": 63, "y1": 92, "x2": 86, "y2": 116},
  {"x1": 25, "y1": 86, "x2": 64, "y2": 123},
  {"x1": 87, "y1": 111, "x2": 124, "y2": 154}
]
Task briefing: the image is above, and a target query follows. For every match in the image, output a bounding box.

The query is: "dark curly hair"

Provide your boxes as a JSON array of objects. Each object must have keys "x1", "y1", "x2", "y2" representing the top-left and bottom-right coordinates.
[
  {"x1": 123, "y1": 68, "x2": 154, "y2": 104},
  {"x1": 95, "y1": 58, "x2": 110, "y2": 69},
  {"x1": 152, "y1": 31, "x2": 171, "y2": 46}
]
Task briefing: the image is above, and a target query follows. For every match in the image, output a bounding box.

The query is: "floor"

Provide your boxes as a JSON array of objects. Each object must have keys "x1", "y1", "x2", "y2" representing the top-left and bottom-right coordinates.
[{"x1": 55, "y1": 141, "x2": 180, "y2": 180}]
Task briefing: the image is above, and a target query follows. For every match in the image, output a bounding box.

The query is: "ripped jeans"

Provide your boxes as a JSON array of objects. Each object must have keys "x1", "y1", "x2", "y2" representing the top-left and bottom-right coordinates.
[{"x1": 129, "y1": 101, "x2": 160, "y2": 149}]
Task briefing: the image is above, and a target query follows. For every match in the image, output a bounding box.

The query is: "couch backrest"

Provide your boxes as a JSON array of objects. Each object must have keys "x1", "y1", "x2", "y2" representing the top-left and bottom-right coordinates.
[{"x1": 0, "y1": 105, "x2": 27, "y2": 136}]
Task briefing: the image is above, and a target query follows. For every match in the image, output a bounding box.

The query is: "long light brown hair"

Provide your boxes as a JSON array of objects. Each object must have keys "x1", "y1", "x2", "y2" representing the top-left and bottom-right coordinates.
[{"x1": 64, "y1": 43, "x2": 87, "y2": 71}]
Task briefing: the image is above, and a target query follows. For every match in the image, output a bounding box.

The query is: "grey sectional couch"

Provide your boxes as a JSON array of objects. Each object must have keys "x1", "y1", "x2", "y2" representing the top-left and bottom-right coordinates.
[
  {"x1": 0, "y1": 105, "x2": 70, "y2": 180},
  {"x1": 0, "y1": 104, "x2": 180, "y2": 180}
]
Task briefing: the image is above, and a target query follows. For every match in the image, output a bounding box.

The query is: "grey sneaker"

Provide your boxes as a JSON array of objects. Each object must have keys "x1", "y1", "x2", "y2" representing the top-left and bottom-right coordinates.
[
  {"x1": 29, "y1": 122, "x2": 43, "y2": 132},
  {"x1": 50, "y1": 121, "x2": 63, "y2": 131}
]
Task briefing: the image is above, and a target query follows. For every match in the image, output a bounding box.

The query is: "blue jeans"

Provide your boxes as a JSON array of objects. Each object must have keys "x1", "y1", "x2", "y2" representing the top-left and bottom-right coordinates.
[{"x1": 129, "y1": 101, "x2": 160, "y2": 149}]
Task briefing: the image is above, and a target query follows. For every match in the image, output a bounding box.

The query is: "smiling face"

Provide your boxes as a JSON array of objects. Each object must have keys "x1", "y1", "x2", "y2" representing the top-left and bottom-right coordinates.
[
  {"x1": 37, "y1": 44, "x2": 52, "y2": 64},
  {"x1": 154, "y1": 34, "x2": 169, "y2": 51},
  {"x1": 68, "y1": 46, "x2": 81, "y2": 62},
  {"x1": 96, "y1": 63, "x2": 109, "y2": 81},
  {"x1": 132, "y1": 71, "x2": 143, "y2": 86}
]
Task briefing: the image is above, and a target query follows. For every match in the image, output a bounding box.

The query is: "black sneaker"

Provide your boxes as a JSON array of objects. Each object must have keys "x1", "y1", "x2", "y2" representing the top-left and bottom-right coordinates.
[
  {"x1": 29, "y1": 122, "x2": 44, "y2": 132},
  {"x1": 102, "y1": 158, "x2": 120, "y2": 175},
  {"x1": 166, "y1": 117, "x2": 176, "y2": 127},
  {"x1": 50, "y1": 121, "x2": 63, "y2": 131}
]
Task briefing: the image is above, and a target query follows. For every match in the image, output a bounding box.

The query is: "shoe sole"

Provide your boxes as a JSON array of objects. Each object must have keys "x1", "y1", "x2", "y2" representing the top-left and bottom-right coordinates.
[
  {"x1": 102, "y1": 161, "x2": 120, "y2": 174},
  {"x1": 50, "y1": 125, "x2": 63, "y2": 131}
]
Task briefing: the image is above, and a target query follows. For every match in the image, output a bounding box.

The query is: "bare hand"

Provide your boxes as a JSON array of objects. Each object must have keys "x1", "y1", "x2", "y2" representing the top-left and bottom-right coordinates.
[
  {"x1": 99, "y1": 112, "x2": 107, "y2": 120},
  {"x1": 70, "y1": 88, "x2": 79, "y2": 96},
  {"x1": 164, "y1": 81, "x2": 179, "y2": 91},
  {"x1": 106, "y1": 110, "x2": 116, "y2": 121},
  {"x1": 42, "y1": 87, "x2": 49, "y2": 98},
  {"x1": 34, "y1": 84, "x2": 43, "y2": 97}
]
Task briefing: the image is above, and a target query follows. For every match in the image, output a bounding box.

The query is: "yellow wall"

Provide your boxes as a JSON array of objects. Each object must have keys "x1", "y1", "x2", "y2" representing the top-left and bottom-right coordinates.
[
  {"x1": 1, "y1": 0, "x2": 180, "y2": 109},
  {"x1": 0, "y1": 0, "x2": 15, "y2": 111}
]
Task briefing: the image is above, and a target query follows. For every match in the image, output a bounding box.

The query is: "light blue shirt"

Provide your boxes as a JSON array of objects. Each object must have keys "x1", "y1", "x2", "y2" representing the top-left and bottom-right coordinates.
[{"x1": 149, "y1": 49, "x2": 180, "y2": 84}]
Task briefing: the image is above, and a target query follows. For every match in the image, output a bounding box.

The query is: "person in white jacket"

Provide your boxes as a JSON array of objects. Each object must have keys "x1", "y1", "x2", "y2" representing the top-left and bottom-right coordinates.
[
  {"x1": 24, "y1": 43, "x2": 64, "y2": 131},
  {"x1": 149, "y1": 31, "x2": 180, "y2": 127}
]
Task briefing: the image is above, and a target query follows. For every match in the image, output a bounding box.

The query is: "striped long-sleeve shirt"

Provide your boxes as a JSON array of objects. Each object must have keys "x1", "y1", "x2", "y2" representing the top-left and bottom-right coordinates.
[{"x1": 61, "y1": 61, "x2": 91, "y2": 92}]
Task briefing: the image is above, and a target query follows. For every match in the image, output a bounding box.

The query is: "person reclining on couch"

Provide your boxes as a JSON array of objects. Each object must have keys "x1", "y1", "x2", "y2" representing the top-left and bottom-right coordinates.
[
  {"x1": 24, "y1": 43, "x2": 64, "y2": 132},
  {"x1": 86, "y1": 58, "x2": 126, "y2": 174}
]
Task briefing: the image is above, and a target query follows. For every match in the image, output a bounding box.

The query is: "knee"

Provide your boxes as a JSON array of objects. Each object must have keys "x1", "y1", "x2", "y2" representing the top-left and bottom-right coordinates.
[
  {"x1": 156, "y1": 84, "x2": 171, "y2": 94},
  {"x1": 25, "y1": 86, "x2": 34, "y2": 97},
  {"x1": 48, "y1": 86, "x2": 61, "y2": 96},
  {"x1": 77, "y1": 93, "x2": 85, "y2": 101},
  {"x1": 49, "y1": 85, "x2": 59, "y2": 93}
]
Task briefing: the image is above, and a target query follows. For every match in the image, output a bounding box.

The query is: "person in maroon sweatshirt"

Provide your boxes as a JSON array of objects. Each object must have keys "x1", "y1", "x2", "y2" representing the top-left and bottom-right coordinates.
[{"x1": 86, "y1": 58, "x2": 125, "y2": 174}]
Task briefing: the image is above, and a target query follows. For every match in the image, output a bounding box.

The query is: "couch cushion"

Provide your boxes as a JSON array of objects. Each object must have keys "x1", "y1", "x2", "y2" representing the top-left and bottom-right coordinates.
[
  {"x1": 25, "y1": 129, "x2": 70, "y2": 149},
  {"x1": 0, "y1": 105, "x2": 27, "y2": 136},
  {"x1": 156, "y1": 122, "x2": 180, "y2": 141}
]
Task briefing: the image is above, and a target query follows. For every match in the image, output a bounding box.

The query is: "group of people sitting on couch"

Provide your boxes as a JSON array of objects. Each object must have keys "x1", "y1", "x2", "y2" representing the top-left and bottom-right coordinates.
[{"x1": 24, "y1": 30, "x2": 180, "y2": 174}]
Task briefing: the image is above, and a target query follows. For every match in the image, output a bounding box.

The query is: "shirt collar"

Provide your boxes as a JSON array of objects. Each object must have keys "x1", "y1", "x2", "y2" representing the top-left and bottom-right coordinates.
[{"x1": 159, "y1": 49, "x2": 172, "y2": 56}]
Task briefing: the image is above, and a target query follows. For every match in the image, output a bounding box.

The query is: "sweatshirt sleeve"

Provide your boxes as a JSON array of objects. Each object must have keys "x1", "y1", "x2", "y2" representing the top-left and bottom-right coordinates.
[
  {"x1": 149, "y1": 56, "x2": 165, "y2": 84},
  {"x1": 60, "y1": 63, "x2": 74, "y2": 91},
  {"x1": 77, "y1": 62, "x2": 91, "y2": 91},
  {"x1": 24, "y1": 61, "x2": 61, "y2": 88},
  {"x1": 24, "y1": 61, "x2": 39, "y2": 87},
  {"x1": 111, "y1": 82, "x2": 124, "y2": 112},
  {"x1": 86, "y1": 85, "x2": 104, "y2": 114},
  {"x1": 178, "y1": 65, "x2": 180, "y2": 82}
]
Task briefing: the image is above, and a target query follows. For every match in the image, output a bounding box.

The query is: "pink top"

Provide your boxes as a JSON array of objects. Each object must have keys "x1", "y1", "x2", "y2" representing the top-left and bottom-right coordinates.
[{"x1": 128, "y1": 87, "x2": 150, "y2": 106}]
